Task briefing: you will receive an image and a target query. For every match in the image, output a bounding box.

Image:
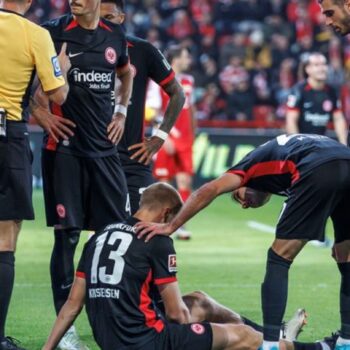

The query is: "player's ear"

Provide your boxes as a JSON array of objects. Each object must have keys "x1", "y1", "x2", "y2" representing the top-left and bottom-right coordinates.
[
  {"x1": 162, "y1": 207, "x2": 171, "y2": 223},
  {"x1": 119, "y1": 13, "x2": 126, "y2": 24},
  {"x1": 23, "y1": 0, "x2": 33, "y2": 13}
]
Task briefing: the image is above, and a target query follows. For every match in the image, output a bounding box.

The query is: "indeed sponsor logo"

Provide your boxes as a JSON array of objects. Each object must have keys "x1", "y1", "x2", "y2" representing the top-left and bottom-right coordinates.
[
  {"x1": 70, "y1": 68, "x2": 113, "y2": 83},
  {"x1": 304, "y1": 112, "x2": 329, "y2": 126}
]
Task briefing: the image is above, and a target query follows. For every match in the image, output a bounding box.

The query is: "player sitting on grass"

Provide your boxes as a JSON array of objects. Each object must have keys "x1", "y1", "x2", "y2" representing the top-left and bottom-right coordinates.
[{"x1": 42, "y1": 183, "x2": 337, "y2": 350}]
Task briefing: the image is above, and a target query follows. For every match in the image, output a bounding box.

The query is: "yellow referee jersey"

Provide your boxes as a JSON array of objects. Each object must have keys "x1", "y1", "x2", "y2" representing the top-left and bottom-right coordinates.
[{"x1": 0, "y1": 9, "x2": 65, "y2": 121}]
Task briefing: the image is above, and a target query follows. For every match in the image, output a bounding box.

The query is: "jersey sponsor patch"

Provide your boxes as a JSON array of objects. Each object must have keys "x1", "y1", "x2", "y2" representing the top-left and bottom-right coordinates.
[
  {"x1": 105, "y1": 47, "x2": 117, "y2": 64},
  {"x1": 168, "y1": 254, "x2": 177, "y2": 272},
  {"x1": 51, "y1": 56, "x2": 62, "y2": 77},
  {"x1": 191, "y1": 323, "x2": 205, "y2": 335},
  {"x1": 56, "y1": 204, "x2": 66, "y2": 218}
]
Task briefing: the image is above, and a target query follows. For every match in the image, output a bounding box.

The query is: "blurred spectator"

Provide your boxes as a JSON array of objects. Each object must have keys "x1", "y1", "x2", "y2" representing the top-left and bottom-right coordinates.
[
  {"x1": 28, "y1": 0, "x2": 350, "y2": 125},
  {"x1": 226, "y1": 77, "x2": 256, "y2": 121},
  {"x1": 219, "y1": 55, "x2": 249, "y2": 94},
  {"x1": 194, "y1": 54, "x2": 219, "y2": 88},
  {"x1": 272, "y1": 58, "x2": 296, "y2": 118}
]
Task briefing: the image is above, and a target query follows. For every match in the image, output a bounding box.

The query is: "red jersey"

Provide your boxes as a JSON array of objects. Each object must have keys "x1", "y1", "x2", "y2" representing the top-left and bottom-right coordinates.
[{"x1": 162, "y1": 73, "x2": 195, "y2": 146}]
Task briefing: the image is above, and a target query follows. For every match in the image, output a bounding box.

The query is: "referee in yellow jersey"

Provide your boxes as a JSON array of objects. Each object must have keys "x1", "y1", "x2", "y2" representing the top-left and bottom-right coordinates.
[{"x1": 0, "y1": 0, "x2": 71, "y2": 348}]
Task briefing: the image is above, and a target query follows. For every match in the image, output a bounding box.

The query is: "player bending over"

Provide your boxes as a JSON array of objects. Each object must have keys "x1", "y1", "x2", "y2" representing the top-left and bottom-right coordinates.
[{"x1": 136, "y1": 134, "x2": 350, "y2": 350}]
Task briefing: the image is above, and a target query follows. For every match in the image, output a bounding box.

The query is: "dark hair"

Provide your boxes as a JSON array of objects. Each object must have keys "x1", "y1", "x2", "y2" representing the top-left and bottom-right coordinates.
[
  {"x1": 101, "y1": 0, "x2": 125, "y2": 11},
  {"x1": 165, "y1": 45, "x2": 189, "y2": 64}
]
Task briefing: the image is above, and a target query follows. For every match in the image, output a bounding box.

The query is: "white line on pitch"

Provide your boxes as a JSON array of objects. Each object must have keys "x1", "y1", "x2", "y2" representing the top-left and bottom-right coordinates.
[{"x1": 247, "y1": 221, "x2": 275, "y2": 234}]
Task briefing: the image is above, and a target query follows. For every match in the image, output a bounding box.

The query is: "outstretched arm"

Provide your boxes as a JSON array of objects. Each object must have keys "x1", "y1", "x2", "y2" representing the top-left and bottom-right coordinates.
[
  {"x1": 136, "y1": 173, "x2": 242, "y2": 241},
  {"x1": 128, "y1": 78, "x2": 185, "y2": 165},
  {"x1": 42, "y1": 277, "x2": 85, "y2": 350}
]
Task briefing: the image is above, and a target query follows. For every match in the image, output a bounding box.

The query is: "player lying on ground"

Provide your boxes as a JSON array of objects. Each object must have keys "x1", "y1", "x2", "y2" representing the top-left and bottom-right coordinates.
[
  {"x1": 136, "y1": 134, "x2": 350, "y2": 350},
  {"x1": 42, "y1": 183, "x2": 333, "y2": 350}
]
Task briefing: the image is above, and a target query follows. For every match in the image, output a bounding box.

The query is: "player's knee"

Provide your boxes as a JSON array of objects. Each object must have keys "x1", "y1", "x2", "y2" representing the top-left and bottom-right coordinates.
[
  {"x1": 183, "y1": 291, "x2": 212, "y2": 322},
  {"x1": 53, "y1": 228, "x2": 80, "y2": 250},
  {"x1": 225, "y1": 324, "x2": 261, "y2": 350},
  {"x1": 267, "y1": 248, "x2": 293, "y2": 269},
  {"x1": 0, "y1": 220, "x2": 21, "y2": 251},
  {"x1": 333, "y1": 240, "x2": 350, "y2": 263},
  {"x1": 190, "y1": 290, "x2": 209, "y2": 300},
  {"x1": 271, "y1": 240, "x2": 306, "y2": 262},
  {"x1": 177, "y1": 174, "x2": 192, "y2": 189}
]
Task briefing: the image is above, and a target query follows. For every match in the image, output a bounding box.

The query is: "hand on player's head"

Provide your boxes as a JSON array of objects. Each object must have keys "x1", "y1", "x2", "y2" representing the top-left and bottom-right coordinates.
[{"x1": 232, "y1": 187, "x2": 271, "y2": 209}]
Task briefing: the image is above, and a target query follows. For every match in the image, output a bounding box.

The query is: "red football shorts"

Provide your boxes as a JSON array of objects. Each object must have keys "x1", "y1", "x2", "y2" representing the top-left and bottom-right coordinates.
[{"x1": 153, "y1": 144, "x2": 193, "y2": 180}]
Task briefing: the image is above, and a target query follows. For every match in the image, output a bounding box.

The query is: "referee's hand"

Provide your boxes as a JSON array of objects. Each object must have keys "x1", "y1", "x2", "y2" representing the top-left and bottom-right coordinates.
[{"x1": 128, "y1": 136, "x2": 164, "y2": 165}]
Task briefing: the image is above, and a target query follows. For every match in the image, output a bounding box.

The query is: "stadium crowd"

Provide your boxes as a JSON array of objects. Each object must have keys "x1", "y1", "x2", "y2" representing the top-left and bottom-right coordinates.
[{"x1": 27, "y1": 0, "x2": 350, "y2": 124}]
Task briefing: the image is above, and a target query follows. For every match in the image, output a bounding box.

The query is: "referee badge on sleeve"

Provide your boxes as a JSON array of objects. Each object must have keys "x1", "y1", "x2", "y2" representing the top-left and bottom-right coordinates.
[
  {"x1": 51, "y1": 56, "x2": 62, "y2": 77},
  {"x1": 168, "y1": 255, "x2": 177, "y2": 272}
]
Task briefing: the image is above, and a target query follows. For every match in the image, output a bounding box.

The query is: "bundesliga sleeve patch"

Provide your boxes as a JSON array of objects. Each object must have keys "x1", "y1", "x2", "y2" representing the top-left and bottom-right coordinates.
[
  {"x1": 286, "y1": 94, "x2": 297, "y2": 108},
  {"x1": 51, "y1": 56, "x2": 62, "y2": 77},
  {"x1": 168, "y1": 254, "x2": 177, "y2": 273}
]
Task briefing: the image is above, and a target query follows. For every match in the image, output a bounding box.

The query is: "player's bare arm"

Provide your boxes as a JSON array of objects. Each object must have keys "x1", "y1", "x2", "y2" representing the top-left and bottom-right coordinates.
[
  {"x1": 31, "y1": 85, "x2": 76, "y2": 142},
  {"x1": 107, "y1": 64, "x2": 133, "y2": 144},
  {"x1": 128, "y1": 78, "x2": 185, "y2": 165},
  {"x1": 158, "y1": 281, "x2": 191, "y2": 324},
  {"x1": 31, "y1": 43, "x2": 76, "y2": 141},
  {"x1": 285, "y1": 109, "x2": 300, "y2": 134},
  {"x1": 136, "y1": 173, "x2": 243, "y2": 241},
  {"x1": 42, "y1": 277, "x2": 86, "y2": 350},
  {"x1": 333, "y1": 110, "x2": 348, "y2": 145},
  {"x1": 30, "y1": 93, "x2": 76, "y2": 142}
]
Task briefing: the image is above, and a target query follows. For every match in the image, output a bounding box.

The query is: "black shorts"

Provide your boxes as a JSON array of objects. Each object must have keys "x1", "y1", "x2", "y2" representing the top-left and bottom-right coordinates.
[
  {"x1": 276, "y1": 159, "x2": 350, "y2": 243},
  {"x1": 0, "y1": 122, "x2": 34, "y2": 220},
  {"x1": 42, "y1": 149, "x2": 129, "y2": 231},
  {"x1": 138, "y1": 322, "x2": 212, "y2": 350},
  {"x1": 121, "y1": 159, "x2": 154, "y2": 215}
]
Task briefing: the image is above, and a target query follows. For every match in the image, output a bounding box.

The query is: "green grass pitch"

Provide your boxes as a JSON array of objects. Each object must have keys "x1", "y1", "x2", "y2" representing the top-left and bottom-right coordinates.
[{"x1": 8, "y1": 190, "x2": 339, "y2": 349}]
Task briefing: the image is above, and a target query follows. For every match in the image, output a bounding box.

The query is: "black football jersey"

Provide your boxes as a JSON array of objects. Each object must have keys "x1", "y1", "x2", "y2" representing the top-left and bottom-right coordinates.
[
  {"x1": 228, "y1": 134, "x2": 350, "y2": 194},
  {"x1": 117, "y1": 35, "x2": 175, "y2": 167},
  {"x1": 286, "y1": 81, "x2": 341, "y2": 135},
  {"x1": 42, "y1": 15, "x2": 129, "y2": 157},
  {"x1": 76, "y1": 216, "x2": 177, "y2": 349}
]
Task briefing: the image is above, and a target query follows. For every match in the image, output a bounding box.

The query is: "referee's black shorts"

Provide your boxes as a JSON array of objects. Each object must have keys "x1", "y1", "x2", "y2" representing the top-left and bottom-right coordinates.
[
  {"x1": 42, "y1": 149, "x2": 129, "y2": 231},
  {"x1": 0, "y1": 121, "x2": 34, "y2": 221},
  {"x1": 276, "y1": 159, "x2": 350, "y2": 243}
]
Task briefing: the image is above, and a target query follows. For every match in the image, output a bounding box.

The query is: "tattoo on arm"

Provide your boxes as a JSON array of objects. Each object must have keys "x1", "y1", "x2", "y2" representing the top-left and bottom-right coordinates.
[{"x1": 159, "y1": 79, "x2": 185, "y2": 133}]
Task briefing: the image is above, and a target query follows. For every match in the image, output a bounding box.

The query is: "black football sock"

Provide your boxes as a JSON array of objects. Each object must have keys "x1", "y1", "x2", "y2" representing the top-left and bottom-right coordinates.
[
  {"x1": 293, "y1": 342, "x2": 322, "y2": 350},
  {"x1": 337, "y1": 262, "x2": 350, "y2": 339},
  {"x1": 0, "y1": 252, "x2": 15, "y2": 340},
  {"x1": 50, "y1": 228, "x2": 80, "y2": 314},
  {"x1": 241, "y1": 316, "x2": 263, "y2": 332},
  {"x1": 262, "y1": 248, "x2": 292, "y2": 341}
]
